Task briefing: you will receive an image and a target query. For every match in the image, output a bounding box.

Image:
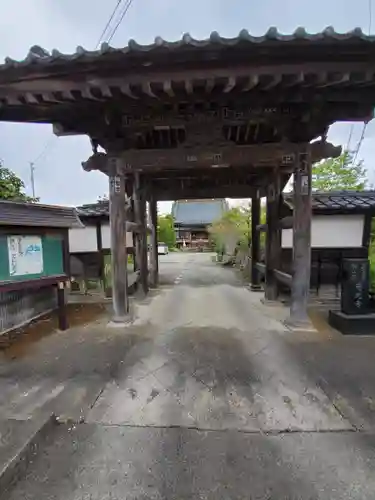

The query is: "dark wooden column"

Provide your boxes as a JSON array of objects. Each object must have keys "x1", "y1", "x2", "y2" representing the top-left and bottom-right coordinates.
[
  {"x1": 149, "y1": 193, "x2": 159, "y2": 288},
  {"x1": 289, "y1": 149, "x2": 312, "y2": 325},
  {"x1": 130, "y1": 195, "x2": 137, "y2": 272},
  {"x1": 264, "y1": 169, "x2": 282, "y2": 301},
  {"x1": 134, "y1": 172, "x2": 149, "y2": 295},
  {"x1": 133, "y1": 174, "x2": 141, "y2": 275},
  {"x1": 250, "y1": 194, "x2": 262, "y2": 290},
  {"x1": 96, "y1": 221, "x2": 105, "y2": 288},
  {"x1": 108, "y1": 157, "x2": 129, "y2": 322}
]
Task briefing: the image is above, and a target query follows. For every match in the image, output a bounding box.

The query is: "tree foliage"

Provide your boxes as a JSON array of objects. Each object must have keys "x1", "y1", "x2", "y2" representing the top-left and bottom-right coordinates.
[
  {"x1": 157, "y1": 214, "x2": 176, "y2": 249},
  {"x1": 312, "y1": 150, "x2": 367, "y2": 192},
  {"x1": 209, "y1": 206, "x2": 251, "y2": 254},
  {"x1": 0, "y1": 160, "x2": 38, "y2": 202}
]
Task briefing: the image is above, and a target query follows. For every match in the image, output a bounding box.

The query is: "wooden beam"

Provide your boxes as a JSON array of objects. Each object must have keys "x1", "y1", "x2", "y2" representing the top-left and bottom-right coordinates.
[
  {"x1": 57, "y1": 281, "x2": 68, "y2": 331},
  {"x1": 120, "y1": 83, "x2": 138, "y2": 99},
  {"x1": 96, "y1": 221, "x2": 105, "y2": 288},
  {"x1": 3, "y1": 61, "x2": 375, "y2": 91},
  {"x1": 81, "y1": 88, "x2": 101, "y2": 100},
  {"x1": 251, "y1": 195, "x2": 262, "y2": 290},
  {"x1": 99, "y1": 85, "x2": 112, "y2": 98},
  {"x1": 141, "y1": 82, "x2": 158, "y2": 98},
  {"x1": 185, "y1": 80, "x2": 193, "y2": 95},
  {"x1": 163, "y1": 80, "x2": 175, "y2": 97},
  {"x1": 255, "y1": 262, "x2": 266, "y2": 275},
  {"x1": 133, "y1": 175, "x2": 141, "y2": 276},
  {"x1": 134, "y1": 172, "x2": 149, "y2": 295},
  {"x1": 318, "y1": 73, "x2": 350, "y2": 88},
  {"x1": 154, "y1": 184, "x2": 267, "y2": 200},
  {"x1": 279, "y1": 216, "x2": 293, "y2": 229},
  {"x1": 242, "y1": 75, "x2": 259, "y2": 91},
  {"x1": 125, "y1": 221, "x2": 138, "y2": 232},
  {"x1": 149, "y1": 193, "x2": 159, "y2": 288},
  {"x1": 205, "y1": 78, "x2": 215, "y2": 93},
  {"x1": 139, "y1": 190, "x2": 149, "y2": 295},
  {"x1": 260, "y1": 216, "x2": 293, "y2": 232},
  {"x1": 119, "y1": 141, "x2": 340, "y2": 172},
  {"x1": 223, "y1": 76, "x2": 236, "y2": 93},
  {"x1": 235, "y1": 125, "x2": 241, "y2": 143},
  {"x1": 108, "y1": 158, "x2": 129, "y2": 322},
  {"x1": 264, "y1": 169, "x2": 282, "y2": 301},
  {"x1": 289, "y1": 148, "x2": 312, "y2": 325},
  {"x1": 244, "y1": 122, "x2": 251, "y2": 142},
  {"x1": 284, "y1": 72, "x2": 305, "y2": 87},
  {"x1": 130, "y1": 193, "x2": 137, "y2": 272},
  {"x1": 263, "y1": 75, "x2": 282, "y2": 90},
  {"x1": 274, "y1": 269, "x2": 292, "y2": 287}
]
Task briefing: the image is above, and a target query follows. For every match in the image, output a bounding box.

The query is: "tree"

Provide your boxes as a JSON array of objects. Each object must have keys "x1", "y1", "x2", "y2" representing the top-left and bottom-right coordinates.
[
  {"x1": 0, "y1": 160, "x2": 38, "y2": 202},
  {"x1": 312, "y1": 150, "x2": 367, "y2": 192},
  {"x1": 157, "y1": 214, "x2": 176, "y2": 249},
  {"x1": 209, "y1": 206, "x2": 251, "y2": 255}
]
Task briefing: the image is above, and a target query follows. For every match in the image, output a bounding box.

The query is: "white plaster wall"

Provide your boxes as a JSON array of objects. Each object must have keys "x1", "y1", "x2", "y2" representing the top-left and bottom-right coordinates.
[
  {"x1": 69, "y1": 227, "x2": 98, "y2": 253},
  {"x1": 101, "y1": 224, "x2": 134, "y2": 249},
  {"x1": 282, "y1": 214, "x2": 365, "y2": 249}
]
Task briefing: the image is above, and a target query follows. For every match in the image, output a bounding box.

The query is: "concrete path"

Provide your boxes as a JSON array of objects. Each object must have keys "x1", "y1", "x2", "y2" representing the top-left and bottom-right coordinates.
[{"x1": 2, "y1": 253, "x2": 375, "y2": 499}]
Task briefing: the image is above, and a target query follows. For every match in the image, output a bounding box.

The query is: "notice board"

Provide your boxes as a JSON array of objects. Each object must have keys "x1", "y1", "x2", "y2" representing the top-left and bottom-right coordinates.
[{"x1": 0, "y1": 233, "x2": 64, "y2": 282}]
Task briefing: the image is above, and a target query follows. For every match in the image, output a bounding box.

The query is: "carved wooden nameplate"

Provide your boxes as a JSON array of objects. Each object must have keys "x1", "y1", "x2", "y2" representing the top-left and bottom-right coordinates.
[{"x1": 121, "y1": 104, "x2": 297, "y2": 128}]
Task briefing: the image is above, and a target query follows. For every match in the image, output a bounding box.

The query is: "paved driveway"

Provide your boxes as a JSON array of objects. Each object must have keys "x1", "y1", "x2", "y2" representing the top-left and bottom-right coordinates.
[{"x1": 2, "y1": 253, "x2": 375, "y2": 499}]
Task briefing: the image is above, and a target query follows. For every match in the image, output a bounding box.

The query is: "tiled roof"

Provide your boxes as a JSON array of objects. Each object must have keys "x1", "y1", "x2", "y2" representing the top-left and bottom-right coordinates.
[
  {"x1": 76, "y1": 201, "x2": 110, "y2": 218},
  {"x1": 1, "y1": 27, "x2": 374, "y2": 71},
  {"x1": 0, "y1": 200, "x2": 83, "y2": 228},
  {"x1": 285, "y1": 191, "x2": 375, "y2": 212},
  {"x1": 172, "y1": 199, "x2": 228, "y2": 225}
]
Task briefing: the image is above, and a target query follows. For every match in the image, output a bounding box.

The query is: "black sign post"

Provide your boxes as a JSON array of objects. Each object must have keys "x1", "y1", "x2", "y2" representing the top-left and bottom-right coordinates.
[{"x1": 341, "y1": 259, "x2": 370, "y2": 315}]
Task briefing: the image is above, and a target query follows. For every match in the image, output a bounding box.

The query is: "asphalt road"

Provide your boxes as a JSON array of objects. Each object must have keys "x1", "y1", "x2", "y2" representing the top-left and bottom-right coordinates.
[{"x1": 2, "y1": 253, "x2": 375, "y2": 499}]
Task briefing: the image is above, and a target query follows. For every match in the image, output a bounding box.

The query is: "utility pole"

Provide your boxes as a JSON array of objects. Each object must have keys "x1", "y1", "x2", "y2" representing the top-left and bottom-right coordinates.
[{"x1": 29, "y1": 162, "x2": 36, "y2": 198}]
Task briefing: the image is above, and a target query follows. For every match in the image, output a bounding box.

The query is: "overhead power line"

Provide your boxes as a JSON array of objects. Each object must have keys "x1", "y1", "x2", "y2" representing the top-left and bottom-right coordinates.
[
  {"x1": 30, "y1": 136, "x2": 55, "y2": 165},
  {"x1": 345, "y1": 124, "x2": 354, "y2": 152},
  {"x1": 95, "y1": 0, "x2": 123, "y2": 49},
  {"x1": 26, "y1": 0, "x2": 135, "y2": 198},
  {"x1": 107, "y1": 0, "x2": 135, "y2": 44},
  {"x1": 352, "y1": 122, "x2": 368, "y2": 166}
]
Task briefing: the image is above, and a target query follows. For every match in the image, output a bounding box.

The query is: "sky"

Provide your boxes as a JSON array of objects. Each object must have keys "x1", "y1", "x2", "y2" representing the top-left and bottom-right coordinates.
[{"x1": 1, "y1": 0, "x2": 375, "y2": 213}]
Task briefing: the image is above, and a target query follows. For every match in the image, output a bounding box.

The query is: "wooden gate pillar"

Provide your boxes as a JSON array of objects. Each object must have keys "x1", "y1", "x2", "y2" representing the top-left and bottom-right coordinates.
[
  {"x1": 250, "y1": 194, "x2": 261, "y2": 290},
  {"x1": 289, "y1": 149, "x2": 312, "y2": 325},
  {"x1": 264, "y1": 169, "x2": 282, "y2": 301},
  {"x1": 133, "y1": 172, "x2": 149, "y2": 295},
  {"x1": 108, "y1": 157, "x2": 129, "y2": 323},
  {"x1": 149, "y1": 193, "x2": 159, "y2": 288}
]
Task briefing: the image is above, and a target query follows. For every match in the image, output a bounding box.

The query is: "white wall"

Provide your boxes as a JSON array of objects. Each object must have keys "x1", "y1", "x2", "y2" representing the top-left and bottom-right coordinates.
[
  {"x1": 282, "y1": 214, "x2": 365, "y2": 249},
  {"x1": 101, "y1": 224, "x2": 134, "y2": 249},
  {"x1": 69, "y1": 224, "x2": 134, "y2": 253},
  {"x1": 69, "y1": 227, "x2": 98, "y2": 253}
]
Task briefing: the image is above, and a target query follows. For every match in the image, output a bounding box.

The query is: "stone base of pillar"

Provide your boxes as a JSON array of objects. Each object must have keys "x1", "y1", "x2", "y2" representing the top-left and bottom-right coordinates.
[
  {"x1": 284, "y1": 316, "x2": 317, "y2": 333},
  {"x1": 134, "y1": 287, "x2": 148, "y2": 300},
  {"x1": 260, "y1": 298, "x2": 281, "y2": 307},
  {"x1": 107, "y1": 314, "x2": 132, "y2": 328}
]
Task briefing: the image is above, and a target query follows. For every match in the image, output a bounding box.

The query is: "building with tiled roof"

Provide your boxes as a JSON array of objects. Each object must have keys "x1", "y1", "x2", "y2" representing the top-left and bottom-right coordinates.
[
  {"x1": 69, "y1": 200, "x2": 133, "y2": 288},
  {"x1": 172, "y1": 199, "x2": 228, "y2": 249},
  {"x1": 284, "y1": 191, "x2": 375, "y2": 214},
  {"x1": 278, "y1": 191, "x2": 375, "y2": 291}
]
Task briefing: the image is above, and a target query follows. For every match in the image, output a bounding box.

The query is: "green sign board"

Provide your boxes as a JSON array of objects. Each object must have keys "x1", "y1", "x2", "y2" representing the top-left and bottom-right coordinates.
[{"x1": 0, "y1": 234, "x2": 64, "y2": 282}]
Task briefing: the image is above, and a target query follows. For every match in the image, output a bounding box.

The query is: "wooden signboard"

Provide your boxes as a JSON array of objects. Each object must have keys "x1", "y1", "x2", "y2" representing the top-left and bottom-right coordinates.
[{"x1": 0, "y1": 233, "x2": 64, "y2": 283}]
